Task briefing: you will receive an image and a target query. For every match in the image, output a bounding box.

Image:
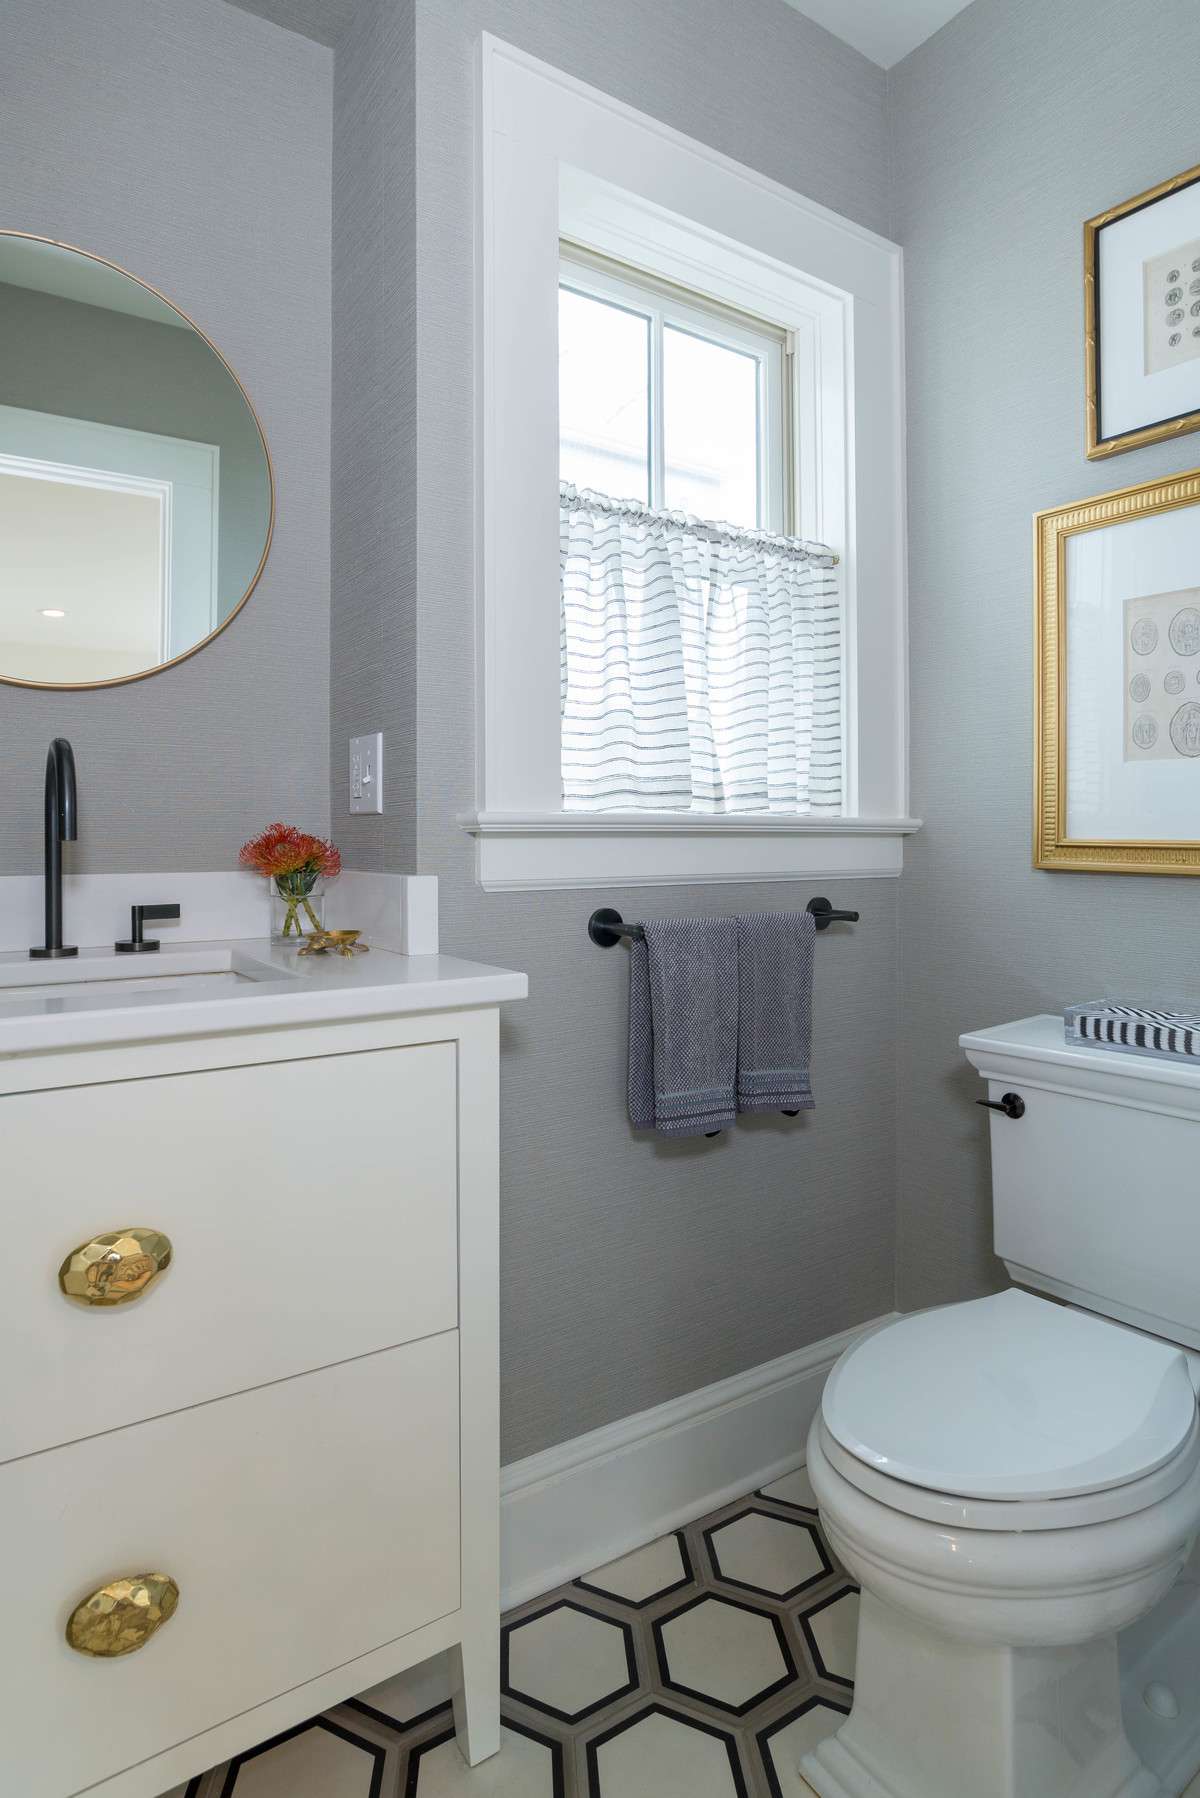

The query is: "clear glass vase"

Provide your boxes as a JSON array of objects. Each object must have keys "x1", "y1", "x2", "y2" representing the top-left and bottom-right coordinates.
[{"x1": 271, "y1": 875, "x2": 326, "y2": 941}]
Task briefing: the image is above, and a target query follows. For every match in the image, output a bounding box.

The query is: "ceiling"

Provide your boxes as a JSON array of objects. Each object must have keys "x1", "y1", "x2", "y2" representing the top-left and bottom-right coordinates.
[
  {"x1": 228, "y1": 0, "x2": 354, "y2": 48},
  {"x1": 232, "y1": 0, "x2": 976, "y2": 68},
  {"x1": 782, "y1": 0, "x2": 975, "y2": 68}
]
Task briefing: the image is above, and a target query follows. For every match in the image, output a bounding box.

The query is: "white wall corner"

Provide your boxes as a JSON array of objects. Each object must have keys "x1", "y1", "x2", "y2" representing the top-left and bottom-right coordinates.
[{"x1": 498, "y1": 1312, "x2": 895, "y2": 1610}]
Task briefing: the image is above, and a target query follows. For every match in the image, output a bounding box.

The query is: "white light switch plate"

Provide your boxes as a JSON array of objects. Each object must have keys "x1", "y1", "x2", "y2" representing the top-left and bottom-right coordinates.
[{"x1": 349, "y1": 733, "x2": 383, "y2": 814}]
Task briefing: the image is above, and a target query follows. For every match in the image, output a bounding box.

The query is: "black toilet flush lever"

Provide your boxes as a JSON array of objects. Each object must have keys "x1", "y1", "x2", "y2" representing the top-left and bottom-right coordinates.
[
  {"x1": 976, "y1": 1092, "x2": 1025, "y2": 1120},
  {"x1": 115, "y1": 903, "x2": 180, "y2": 954}
]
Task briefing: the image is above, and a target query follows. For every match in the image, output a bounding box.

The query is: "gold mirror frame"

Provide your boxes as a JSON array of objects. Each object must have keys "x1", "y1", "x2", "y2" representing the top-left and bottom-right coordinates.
[
  {"x1": 0, "y1": 229, "x2": 275, "y2": 691},
  {"x1": 1035, "y1": 466, "x2": 1200, "y2": 875}
]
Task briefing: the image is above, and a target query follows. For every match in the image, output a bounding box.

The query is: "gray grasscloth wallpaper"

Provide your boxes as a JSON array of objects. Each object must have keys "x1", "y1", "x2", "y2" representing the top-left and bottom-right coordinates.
[
  {"x1": 890, "y1": 0, "x2": 1200, "y2": 1311},
  {"x1": 329, "y1": 0, "x2": 418, "y2": 870},
  {"x1": 0, "y1": 0, "x2": 332, "y2": 872},
  {"x1": 410, "y1": 0, "x2": 897, "y2": 1461}
]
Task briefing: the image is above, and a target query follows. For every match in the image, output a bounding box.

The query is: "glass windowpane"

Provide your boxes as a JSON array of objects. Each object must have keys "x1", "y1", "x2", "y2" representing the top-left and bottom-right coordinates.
[
  {"x1": 558, "y1": 287, "x2": 650, "y2": 504},
  {"x1": 663, "y1": 326, "x2": 760, "y2": 527}
]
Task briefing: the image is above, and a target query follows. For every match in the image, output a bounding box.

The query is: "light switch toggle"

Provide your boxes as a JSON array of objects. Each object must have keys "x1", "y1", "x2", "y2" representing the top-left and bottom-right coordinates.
[{"x1": 349, "y1": 733, "x2": 383, "y2": 814}]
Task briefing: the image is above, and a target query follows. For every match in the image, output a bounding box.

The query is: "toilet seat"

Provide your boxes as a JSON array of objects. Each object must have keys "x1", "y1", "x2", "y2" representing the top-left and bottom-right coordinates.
[
  {"x1": 816, "y1": 1411, "x2": 1200, "y2": 1531},
  {"x1": 821, "y1": 1289, "x2": 1199, "y2": 1529}
]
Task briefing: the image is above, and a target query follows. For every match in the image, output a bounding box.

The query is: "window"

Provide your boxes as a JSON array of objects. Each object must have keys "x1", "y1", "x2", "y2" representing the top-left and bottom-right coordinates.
[
  {"x1": 558, "y1": 247, "x2": 787, "y2": 531},
  {"x1": 469, "y1": 37, "x2": 914, "y2": 889},
  {"x1": 557, "y1": 248, "x2": 841, "y2": 819}
]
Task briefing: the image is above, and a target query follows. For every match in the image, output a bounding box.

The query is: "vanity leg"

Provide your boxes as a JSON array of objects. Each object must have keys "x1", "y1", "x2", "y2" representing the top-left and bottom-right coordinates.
[
  {"x1": 451, "y1": 1621, "x2": 501, "y2": 1766},
  {"x1": 454, "y1": 1007, "x2": 502, "y2": 1767}
]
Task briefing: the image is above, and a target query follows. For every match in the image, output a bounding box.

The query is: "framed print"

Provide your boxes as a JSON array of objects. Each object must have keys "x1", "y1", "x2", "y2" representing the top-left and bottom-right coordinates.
[
  {"x1": 1086, "y1": 161, "x2": 1200, "y2": 458},
  {"x1": 1036, "y1": 468, "x2": 1200, "y2": 874}
]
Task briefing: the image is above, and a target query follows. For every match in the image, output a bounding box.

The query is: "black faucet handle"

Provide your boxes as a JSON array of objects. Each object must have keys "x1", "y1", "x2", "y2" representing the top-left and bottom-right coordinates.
[{"x1": 115, "y1": 902, "x2": 180, "y2": 954}]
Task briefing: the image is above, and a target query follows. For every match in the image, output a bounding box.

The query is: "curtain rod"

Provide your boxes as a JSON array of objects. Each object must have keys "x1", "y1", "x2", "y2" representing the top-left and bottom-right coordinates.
[{"x1": 560, "y1": 482, "x2": 839, "y2": 567}]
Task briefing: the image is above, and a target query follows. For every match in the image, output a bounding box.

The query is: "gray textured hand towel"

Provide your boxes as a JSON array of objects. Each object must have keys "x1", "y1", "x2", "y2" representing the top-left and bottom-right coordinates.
[
  {"x1": 628, "y1": 916, "x2": 739, "y2": 1136},
  {"x1": 736, "y1": 910, "x2": 816, "y2": 1114}
]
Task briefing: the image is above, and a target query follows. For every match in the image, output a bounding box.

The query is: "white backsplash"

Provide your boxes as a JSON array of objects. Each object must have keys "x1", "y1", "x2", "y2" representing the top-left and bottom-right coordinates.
[{"x1": 0, "y1": 870, "x2": 438, "y2": 955}]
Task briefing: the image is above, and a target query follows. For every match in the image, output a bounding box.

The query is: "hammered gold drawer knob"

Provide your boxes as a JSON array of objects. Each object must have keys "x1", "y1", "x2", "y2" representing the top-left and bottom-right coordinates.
[
  {"x1": 58, "y1": 1227, "x2": 172, "y2": 1307},
  {"x1": 66, "y1": 1573, "x2": 179, "y2": 1657}
]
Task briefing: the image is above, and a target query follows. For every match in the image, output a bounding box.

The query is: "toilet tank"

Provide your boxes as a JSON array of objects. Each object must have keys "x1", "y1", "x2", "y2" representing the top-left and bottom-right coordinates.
[{"x1": 961, "y1": 1015, "x2": 1200, "y2": 1350}]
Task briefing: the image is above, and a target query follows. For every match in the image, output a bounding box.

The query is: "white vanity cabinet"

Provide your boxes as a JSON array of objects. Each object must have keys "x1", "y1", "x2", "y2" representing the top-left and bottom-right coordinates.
[{"x1": 0, "y1": 954, "x2": 525, "y2": 1798}]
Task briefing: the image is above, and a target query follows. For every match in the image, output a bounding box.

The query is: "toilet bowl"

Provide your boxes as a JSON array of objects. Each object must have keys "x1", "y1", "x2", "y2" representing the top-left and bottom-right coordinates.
[{"x1": 799, "y1": 1290, "x2": 1200, "y2": 1798}]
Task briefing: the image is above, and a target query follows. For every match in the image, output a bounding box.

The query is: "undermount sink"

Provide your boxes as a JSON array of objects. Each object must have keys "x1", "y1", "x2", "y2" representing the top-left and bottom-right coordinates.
[
  {"x1": 6, "y1": 968, "x2": 253, "y2": 1000},
  {"x1": 0, "y1": 945, "x2": 291, "y2": 1005}
]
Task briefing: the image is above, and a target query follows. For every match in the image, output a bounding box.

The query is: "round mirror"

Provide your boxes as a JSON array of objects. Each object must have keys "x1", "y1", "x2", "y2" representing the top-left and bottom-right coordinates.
[{"x1": 0, "y1": 232, "x2": 273, "y2": 688}]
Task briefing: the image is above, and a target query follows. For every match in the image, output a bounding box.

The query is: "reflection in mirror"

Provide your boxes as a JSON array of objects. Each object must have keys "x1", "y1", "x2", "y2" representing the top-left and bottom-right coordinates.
[{"x1": 0, "y1": 233, "x2": 272, "y2": 687}]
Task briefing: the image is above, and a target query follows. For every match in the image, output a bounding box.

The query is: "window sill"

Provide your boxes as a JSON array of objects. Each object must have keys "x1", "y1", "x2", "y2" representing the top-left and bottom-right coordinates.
[{"x1": 458, "y1": 811, "x2": 922, "y2": 892}]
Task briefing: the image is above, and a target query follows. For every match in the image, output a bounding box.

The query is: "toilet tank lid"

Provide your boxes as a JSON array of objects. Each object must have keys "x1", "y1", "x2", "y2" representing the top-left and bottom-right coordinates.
[
  {"x1": 822, "y1": 1291, "x2": 1197, "y2": 1501},
  {"x1": 960, "y1": 1013, "x2": 1200, "y2": 1099}
]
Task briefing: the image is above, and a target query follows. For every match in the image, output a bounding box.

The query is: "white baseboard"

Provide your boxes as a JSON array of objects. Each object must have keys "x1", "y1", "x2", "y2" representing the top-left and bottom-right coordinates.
[{"x1": 499, "y1": 1312, "x2": 896, "y2": 1611}]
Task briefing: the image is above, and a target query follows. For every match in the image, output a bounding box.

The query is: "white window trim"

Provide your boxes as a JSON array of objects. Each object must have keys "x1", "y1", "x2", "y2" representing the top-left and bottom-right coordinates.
[{"x1": 464, "y1": 33, "x2": 917, "y2": 892}]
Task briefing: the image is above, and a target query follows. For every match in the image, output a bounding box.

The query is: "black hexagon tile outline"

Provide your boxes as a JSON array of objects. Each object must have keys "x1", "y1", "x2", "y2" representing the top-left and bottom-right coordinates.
[
  {"x1": 501, "y1": 1596, "x2": 640, "y2": 1724},
  {"x1": 584, "y1": 1701, "x2": 749, "y2": 1798},
  {"x1": 755, "y1": 1472, "x2": 819, "y2": 1515},
  {"x1": 346, "y1": 1691, "x2": 452, "y2": 1735},
  {"x1": 796, "y1": 1582, "x2": 860, "y2": 1689},
  {"x1": 218, "y1": 1716, "x2": 386, "y2": 1798},
  {"x1": 404, "y1": 1714, "x2": 566, "y2": 1798},
  {"x1": 704, "y1": 1505, "x2": 833, "y2": 1601},
  {"x1": 652, "y1": 1591, "x2": 798, "y2": 1718},
  {"x1": 756, "y1": 1694, "x2": 851, "y2": 1798},
  {"x1": 573, "y1": 1528, "x2": 696, "y2": 1610}
]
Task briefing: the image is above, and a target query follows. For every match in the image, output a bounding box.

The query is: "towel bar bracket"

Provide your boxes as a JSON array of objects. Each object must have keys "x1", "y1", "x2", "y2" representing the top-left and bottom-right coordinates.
[
  {"x1": 587, "y1": 898, "x2": 859, "y2": 948},
  {"x1": 587, "y1": 907, "x2": 629, "y2": 949}
]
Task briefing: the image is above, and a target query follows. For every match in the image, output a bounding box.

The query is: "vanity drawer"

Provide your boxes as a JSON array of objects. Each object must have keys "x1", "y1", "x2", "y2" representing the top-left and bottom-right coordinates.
[
  {"x1": 0, "y1": 1331, "x2": 460, "y2": 1798},
  {"x1": 0, "y1": 1041, "x2": 458, "y2": 1461}
]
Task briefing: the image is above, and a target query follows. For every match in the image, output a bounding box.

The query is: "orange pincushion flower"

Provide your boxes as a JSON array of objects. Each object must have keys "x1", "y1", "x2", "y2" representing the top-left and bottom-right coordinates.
[{"x1": 239, "y1": 823, "x2": 341, "y2": 881}]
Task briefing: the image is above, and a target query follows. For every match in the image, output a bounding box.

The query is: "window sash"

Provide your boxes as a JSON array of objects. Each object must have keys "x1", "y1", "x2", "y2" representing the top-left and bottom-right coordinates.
[{"x1": 559, "y1": 244, "x2": 790, "y2": 535}]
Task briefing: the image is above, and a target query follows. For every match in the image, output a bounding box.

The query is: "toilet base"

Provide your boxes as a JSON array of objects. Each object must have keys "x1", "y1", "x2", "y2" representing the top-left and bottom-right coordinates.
[
  {"x1": 1121, "y1": 1565, "x2": 1200, "y2": 1793},
  {"x1": 799, "y1": 1589, "x2": 1168, "y2": 1798}
]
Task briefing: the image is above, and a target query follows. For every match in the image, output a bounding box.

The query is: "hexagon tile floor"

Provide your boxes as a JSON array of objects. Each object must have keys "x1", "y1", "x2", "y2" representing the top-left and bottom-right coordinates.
[{"x1": 165, "y1": 1466, "x2": 857, "y2": 1798}]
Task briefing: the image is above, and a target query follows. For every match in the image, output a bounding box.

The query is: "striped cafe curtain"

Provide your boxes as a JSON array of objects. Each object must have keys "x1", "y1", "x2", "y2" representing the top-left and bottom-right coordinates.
[{"x1": 560, "y1": 483, "x2": 842, "y2": 814}]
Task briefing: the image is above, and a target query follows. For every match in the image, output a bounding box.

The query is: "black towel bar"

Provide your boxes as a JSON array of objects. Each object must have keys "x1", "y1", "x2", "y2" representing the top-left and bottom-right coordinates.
[{"x1": 587, "y1": 897, "x2": 860, "y2": 947}]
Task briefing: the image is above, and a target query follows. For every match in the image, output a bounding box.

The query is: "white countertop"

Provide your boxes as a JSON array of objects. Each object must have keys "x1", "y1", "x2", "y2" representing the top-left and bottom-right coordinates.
[{"x1": 0, "y1": 938, "x2": 528, "y2": 1056}]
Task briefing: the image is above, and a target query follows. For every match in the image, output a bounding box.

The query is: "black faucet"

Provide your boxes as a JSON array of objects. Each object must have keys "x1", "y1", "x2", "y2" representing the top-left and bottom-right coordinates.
[{"x1": 29, "y1": 737, "x2": 78, "y2": 960}]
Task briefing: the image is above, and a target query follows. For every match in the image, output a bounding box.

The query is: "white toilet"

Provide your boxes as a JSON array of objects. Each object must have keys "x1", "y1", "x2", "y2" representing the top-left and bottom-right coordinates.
[{"x1": 801, "y1": 1015, "x2": 1200, "y2": 1798}]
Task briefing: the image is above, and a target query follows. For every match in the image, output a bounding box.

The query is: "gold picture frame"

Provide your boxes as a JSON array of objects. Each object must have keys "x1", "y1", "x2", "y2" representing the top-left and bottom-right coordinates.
[
  {"x1": 1086, "y1": 161, "x2": 1200, "y2": 459},
  {"x1": 1035, "y1": 467, "x2": 1200, "y2": 874}
]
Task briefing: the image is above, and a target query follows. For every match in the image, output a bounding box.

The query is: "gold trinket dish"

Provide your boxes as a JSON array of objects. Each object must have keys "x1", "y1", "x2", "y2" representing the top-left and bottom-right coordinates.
[{"x1": 297, "y1": 928, "x2": 368, "y2": 958}]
